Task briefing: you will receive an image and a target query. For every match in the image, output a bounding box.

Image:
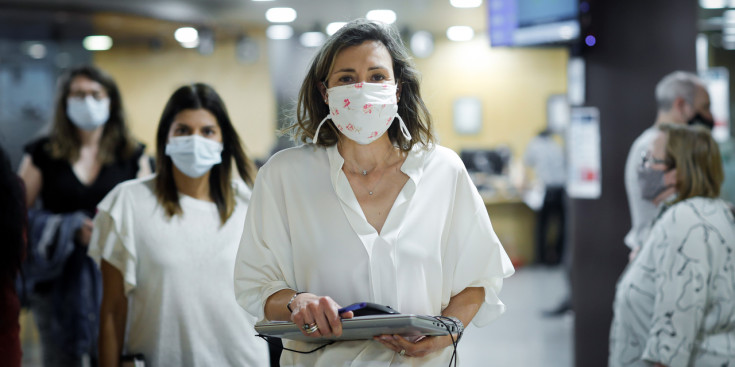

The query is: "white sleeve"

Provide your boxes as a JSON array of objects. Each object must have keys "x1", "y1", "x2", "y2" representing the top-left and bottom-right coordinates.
[
  {"x1": 641, "y1": 206, "x2": 709, "y2": 367},
  {"x1": 89, "y1": 184, "x2": 138, "y2": 295},
  {"x1": 234, "y1": 166, "x2": 294, "y2": 322},
  {"x1": 443, "y1": 167, "x2": 515, "y2": 327}
]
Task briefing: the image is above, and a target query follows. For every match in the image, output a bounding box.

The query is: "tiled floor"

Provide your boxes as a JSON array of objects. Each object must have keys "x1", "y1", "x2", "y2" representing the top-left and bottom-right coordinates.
[
  {"x1": 21, "y1": 265, "x2": 573, "y2": 367},
  {"x1": 457, "y1": 265, "x2": 574, "y2": 367}
]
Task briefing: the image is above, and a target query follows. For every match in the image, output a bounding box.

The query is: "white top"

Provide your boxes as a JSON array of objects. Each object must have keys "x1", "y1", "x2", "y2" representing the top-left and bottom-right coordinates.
[
  {"x1": 234, "y1": 144, "x2": 515, "y2": 367},
  {"x1": 523, "y1": 135, "x2": 566, "y2": 187},
  {"x1": 623, "y1": 127, "x2": 659, "y2": 249},
  {"x1": 610, "y1": 197, "x2": 735, "y2": 367},
  {"x1": 89, "y1": 176, "x2": 270, "y2": 367}
]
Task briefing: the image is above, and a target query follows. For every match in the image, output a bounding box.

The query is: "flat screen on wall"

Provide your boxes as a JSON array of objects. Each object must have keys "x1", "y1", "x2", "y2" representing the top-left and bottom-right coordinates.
[{"x1": 489, "y1": 0, "x2": 579, "y2": 47}]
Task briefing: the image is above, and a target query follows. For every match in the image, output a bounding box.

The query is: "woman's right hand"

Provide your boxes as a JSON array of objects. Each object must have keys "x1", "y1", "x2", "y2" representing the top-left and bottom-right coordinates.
[{"x1": 289, "y1": 293, "x2": 353, "y2": 338}]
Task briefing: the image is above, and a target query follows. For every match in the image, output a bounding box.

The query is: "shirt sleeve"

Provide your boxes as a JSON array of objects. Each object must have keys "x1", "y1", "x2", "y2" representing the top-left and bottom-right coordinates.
[
  {"x1": 233, "y1": 166, "x2": 293, "y2": 322},
  {"x1": 641, "y1": 205, "x2": 709, "y2": 367},
  {"x1": 443, "y1": 165, "x2": 515, "y2": 327},
  {"x1": 88, "y1": 183, "x2": 138, "y2": 295}
]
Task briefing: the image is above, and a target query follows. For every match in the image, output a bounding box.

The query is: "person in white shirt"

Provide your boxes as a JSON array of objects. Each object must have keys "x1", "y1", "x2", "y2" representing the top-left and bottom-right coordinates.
[
  {"x1": 610, "y1": 124, "x2": 735, "y2": 367},
  {"x1": 624, "y1": 71, "x2": 713, "y2": 260},
  {"x1": 234, "y1": 19, "x2": 514, "y2": 366},
  {"x1": 90, "y1": 84, "x2": 269, "y2": 367}
]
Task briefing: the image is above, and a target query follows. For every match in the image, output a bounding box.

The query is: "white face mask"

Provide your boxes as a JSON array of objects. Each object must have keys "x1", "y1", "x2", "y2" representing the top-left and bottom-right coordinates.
[
  {"x1": 165, "y1": 135, "x2": 224, "y2": 178},
  {"x1": 66, "y1": 96, "x2": 110, "y2": 131},
  {"x1": 313, "y1": 82, "x2": 411, "y2": 145}
]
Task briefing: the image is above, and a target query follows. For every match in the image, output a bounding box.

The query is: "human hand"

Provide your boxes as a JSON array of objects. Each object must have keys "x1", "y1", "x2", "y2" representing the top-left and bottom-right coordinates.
[
  {"x1": 374, "y1": 334, "x2": 454, "y2": 358},
  {"x1": 290, "y1": 293, "x2": 354, "y2": 338},
  {"x1": 75, "y1": 218, "x2": 94, "y2": 247},
  {"x1": 628, "y1": 245, "x2": 641, "y2": 263}
]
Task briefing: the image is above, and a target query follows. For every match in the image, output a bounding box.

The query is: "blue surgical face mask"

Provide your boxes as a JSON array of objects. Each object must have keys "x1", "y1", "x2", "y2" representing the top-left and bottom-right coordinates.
[
  {"x1": 165, "y1": 135, "x2": 223, "y2": 178},
  {"x1": 67, "y1": 96, "x2": 110, "y2": 130}
]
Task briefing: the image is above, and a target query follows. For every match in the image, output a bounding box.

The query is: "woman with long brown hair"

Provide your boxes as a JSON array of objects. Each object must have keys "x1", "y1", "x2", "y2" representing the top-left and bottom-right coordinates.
[
  {"x1": 18, "y1": 65, "x2": 150, "y2": 366},
  {"x1": 92, "y1": 83, "x2": 268, "y2": 367}
]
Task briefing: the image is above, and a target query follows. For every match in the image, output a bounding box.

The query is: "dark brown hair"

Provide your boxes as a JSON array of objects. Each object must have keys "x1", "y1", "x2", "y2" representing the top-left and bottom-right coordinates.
[
  {"x1": 284, "y1": 18, "x2": 434, "y2": 151},
  {"x1": 154, "y1": 83, "x2": 255, "y2": 224},
  {"x1": 658, "y1": 123, "x2": 723, "y2": 202},
  {"x1": 49, "y1": 66, "x2": 138, "y2": 164}
]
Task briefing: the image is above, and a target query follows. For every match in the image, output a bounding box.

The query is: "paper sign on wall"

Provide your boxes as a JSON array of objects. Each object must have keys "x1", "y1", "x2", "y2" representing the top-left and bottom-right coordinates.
[{"x1": 566, "y1": 107, "x2": 601, "y2": 199}]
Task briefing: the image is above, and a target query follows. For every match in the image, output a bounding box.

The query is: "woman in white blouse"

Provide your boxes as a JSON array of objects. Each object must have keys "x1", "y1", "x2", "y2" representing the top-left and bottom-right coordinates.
[
  {"x1": 91, "y1": 84, "x2": 269, "y2": 366},
  {"x1": 609, "y1": 123, "x2": 735, "y2": 367},
  {"x1": 234, "y1": 19, "x2": 514, "y2": 366}
]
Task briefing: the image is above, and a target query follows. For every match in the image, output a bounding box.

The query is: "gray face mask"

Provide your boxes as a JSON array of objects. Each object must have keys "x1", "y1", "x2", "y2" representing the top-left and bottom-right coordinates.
[{"x1": 637, "y1": 165, "x2": 668, "y2": 200}]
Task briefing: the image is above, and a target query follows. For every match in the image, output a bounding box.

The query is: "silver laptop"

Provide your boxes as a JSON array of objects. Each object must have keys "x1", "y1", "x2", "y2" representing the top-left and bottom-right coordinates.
[{"x1": 255, "y1": 314, "x2": 458, "y2": 342}]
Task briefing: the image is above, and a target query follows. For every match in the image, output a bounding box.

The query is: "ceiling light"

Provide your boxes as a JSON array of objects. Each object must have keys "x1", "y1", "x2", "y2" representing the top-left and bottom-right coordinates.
[
  {"x1": 326, "y1": 22, "x2": 347, "y2": 36},
  {"x1": 267, "y1": 25, "x2": 294, "y2": 40},
  {"x1": 83, "y1": 35, "x2": 113, "y2": 51},
  {"x1": 446, "y1": 26, "x2": 474, "y2": 41},
  {"x1": 699, "y1": 0, "x2": 726, "y2": 8},
  {"x1": 174, "y1": 27, "x2": 198, "y2": 43},
  {"x1": 300, "y1": 32, "x2": 326, "y2": 47},
  {"x1": 180, "y1": 40, "x2": 199, "y2": 48},
  {"x1": 26, "y1": 42, "x2": 47, "y2": 59},
  {"x1": 450, "y1": 0, "x2": 483, "y2": 8},
  {"x1": 410, "y1": 31, "x2": 434, "y2": 58},
  {"x1": 366, "y1": 9, "x2": 397, "y2": 24},
  {"x1": 266, "y1": 7, "x2": 297, "y2": 23}
]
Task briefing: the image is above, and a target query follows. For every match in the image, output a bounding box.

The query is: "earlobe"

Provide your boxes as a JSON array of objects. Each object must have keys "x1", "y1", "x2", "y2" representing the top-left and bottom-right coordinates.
[{"x1": 319, "y1": 83, "x2": 328, "y2": 104}]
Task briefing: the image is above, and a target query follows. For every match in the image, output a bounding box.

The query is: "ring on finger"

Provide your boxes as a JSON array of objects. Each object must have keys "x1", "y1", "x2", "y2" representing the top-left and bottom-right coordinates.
[
  {"x1": 304, "y1": 323, "x2": 319, "y2": 334},
  {"x1": 399, "y1": 349, "x2": 406, "y2": 357},
  {"x1": 302, "y1": 322, "x2": 316, "y2": 331}
]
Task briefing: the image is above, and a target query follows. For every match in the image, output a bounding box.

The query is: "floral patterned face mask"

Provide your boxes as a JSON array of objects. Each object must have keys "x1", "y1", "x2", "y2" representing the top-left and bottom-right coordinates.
[{"x1": 313, "y1": 82, "x2": 412, "y2": 145}]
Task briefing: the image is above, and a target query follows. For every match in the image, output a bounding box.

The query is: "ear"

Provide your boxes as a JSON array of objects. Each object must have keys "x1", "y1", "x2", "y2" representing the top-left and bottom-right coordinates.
[
  {"x1": 319, "y1": 82, "x2": 328, "y2": 105},
  {"x1": 673, "y1": 97, "x2": 691, "y2": 121}
]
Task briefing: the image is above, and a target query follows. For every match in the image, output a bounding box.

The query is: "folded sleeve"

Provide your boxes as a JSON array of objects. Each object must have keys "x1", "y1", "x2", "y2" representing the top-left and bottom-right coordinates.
[
  {"x1": 88, "y1": 183, "x2": 138, "y2": 295},
  {"x1": 641, "y1": 206, "x2": 709, "y2": 367},
  {"x1": 443, "y1": 167, "x2": 515, "y2": 327},
  {"x1": 234, "y1": 166, "x2": 294, "y2": 322}
]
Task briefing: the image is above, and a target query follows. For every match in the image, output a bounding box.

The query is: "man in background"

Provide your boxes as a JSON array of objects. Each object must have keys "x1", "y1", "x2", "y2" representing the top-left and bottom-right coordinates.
[{"x1": 624, "y1": 71, "x2": 713, "y2": 259}]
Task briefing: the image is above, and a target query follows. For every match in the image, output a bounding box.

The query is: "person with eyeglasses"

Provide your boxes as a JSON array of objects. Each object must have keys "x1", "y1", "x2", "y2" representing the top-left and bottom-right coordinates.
[
  {"x1": 623, "y1": 71, "x2": 713, "y2": 261},
  {"x1": 17, "y1": 66, "x2": 151, "y2": 366},
  {"x1": 610, "y1": 123, "x2": 735, "y2": 367}
]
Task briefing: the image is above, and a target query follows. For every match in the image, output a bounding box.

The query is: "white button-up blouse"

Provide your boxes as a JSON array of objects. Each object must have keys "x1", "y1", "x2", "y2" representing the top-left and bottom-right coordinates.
[{"x1": 234, "y1": 143, "x2": 514, "y2": 366}]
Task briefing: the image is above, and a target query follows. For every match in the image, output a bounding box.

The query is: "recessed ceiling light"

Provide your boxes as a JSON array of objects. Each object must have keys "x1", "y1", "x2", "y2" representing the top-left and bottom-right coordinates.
[
  {"x1": 26, "y1": 42, "x2": 47, "y2": 59},
  {"x1": 410, "y1": 31, "x2": 434, "y2": 58},
  {"x1": 450, "y1": 0, "x2": 483, "y2": 8},
  {"x1": 266, "y1": 7, "x2": 297, "y2": 23},
  {"x1": 366, "y1": 9, "x2": 397, "y2": 24},
  {"x1": 326, "y1": 22, "x2": 347, "y2": 36},
  {"x1": 83, "y1": 35, "x2": 113, "y2": 51},
  {"x1": 446, "y1": 26, "x2": 474, "y2": 41},
  {"x1": 699, "y1": 0, "x2": 726, "y2": 8},
  {"x1": 300, "y1": 32, "x2": 326, "y2": 47},
  {"x1": 174, "y1": 27, "x2": 198, "y2": 43},
  {"x1": 267, "y1": 25, "x2": 294, "y2": 40}
]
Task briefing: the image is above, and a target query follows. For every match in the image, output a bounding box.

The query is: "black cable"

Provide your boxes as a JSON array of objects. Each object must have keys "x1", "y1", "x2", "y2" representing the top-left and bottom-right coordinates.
[
  {"x1": 256, "y1": 334, "x2": 334, "y2": 354},
  {"x1": 432, "y1": 316, "x2": 463, "y2": 367}
]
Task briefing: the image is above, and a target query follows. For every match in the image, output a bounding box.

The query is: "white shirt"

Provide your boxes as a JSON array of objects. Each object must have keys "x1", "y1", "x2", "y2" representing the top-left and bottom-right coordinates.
[
  {"x1": 89, "y1": 176, "x2": 270, "y2": 367},
  {"x1": 234, "y1": 144, "x2": 515, "y2": 367},
  {"x1": 524, "y1": 135, "x2": 566, "y2": 187},
  {"x1": 624, "y1": 127, "x2": 659, "y2": 249},
  {"x1": 610, "y1": 197, "x2": 735, "y2": 367}
]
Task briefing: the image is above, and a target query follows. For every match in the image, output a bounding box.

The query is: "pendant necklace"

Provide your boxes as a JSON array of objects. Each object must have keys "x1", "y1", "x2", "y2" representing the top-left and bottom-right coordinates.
[{"x1": 345, "y1": 147, "x2": 394, "y2": 196}]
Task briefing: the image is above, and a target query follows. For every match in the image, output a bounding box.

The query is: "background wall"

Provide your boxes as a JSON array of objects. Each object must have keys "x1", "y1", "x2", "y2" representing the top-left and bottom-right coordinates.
[
  {"x1": 417, "y1": 36, "x2": 568, "y2": 159},
  {"x1": 92, "y1": 15, "x2": 276, "y2": 159}
]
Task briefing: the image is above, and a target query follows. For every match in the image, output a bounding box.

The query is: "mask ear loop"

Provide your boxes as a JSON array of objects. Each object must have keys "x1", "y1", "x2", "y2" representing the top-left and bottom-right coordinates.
[
  {"x1": 313, "y1": 115, "x2": 330, "y2": 145},
  {"x1": 396, "y1": 114, "x2": 412, "y2": 142}
]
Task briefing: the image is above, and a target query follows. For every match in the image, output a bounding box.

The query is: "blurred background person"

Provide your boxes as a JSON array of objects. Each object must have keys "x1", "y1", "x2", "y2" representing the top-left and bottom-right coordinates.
[
  {"x1": 0, "y1": 146, "x2": 27, "y2": 367},
  {"x1": 17, "y1": 65, "x2": 150, "y2": 367},
  {"x1": 91, "y1": 83, "x2": 269, "y2": 367},
  {"x1": 524, "y1": 128, "x2": 567, "y2": 265},
  {"x1": 610, "y1": 124, "x2": 734, "y2": 367},
  {"x1": 624, "y1": 71, "x2": 712, "y2": 261}
]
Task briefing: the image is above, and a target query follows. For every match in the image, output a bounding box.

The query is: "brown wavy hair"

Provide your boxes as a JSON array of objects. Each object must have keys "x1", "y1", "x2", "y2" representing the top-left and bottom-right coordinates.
[
  {"x1": 49, "y1": 66, "x2": 138, "y2": 164},
  {"x1": 154, "y1": 83, "x2": 255, "y2": 224},
  {"x1": 658, "y1": 123, "x2": 723, "y2": 202},
  {"x1": 283, "y1": 18, "x2": 434, "y2": 151}
]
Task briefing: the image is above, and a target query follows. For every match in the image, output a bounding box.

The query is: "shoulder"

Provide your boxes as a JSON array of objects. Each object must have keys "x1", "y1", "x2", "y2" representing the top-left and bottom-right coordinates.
[
  {"x1": 98, "y1": 175, "x2": 156, "y2": 212},
  {"x1": 23, "y1": 137, "x2": 52, "y2": 164},
  {"x1": 656, "y1": 197, "x2": 722, "y2": 229},
  {"x1": 231, "y1": 179, "x2": 252, "y2": 204},
  {"x1": 257, "y1": 145, "x2": 325, "y2": 180},
  {"x1": 422, "y1": 144, "x2": 465, "y2": 174}
]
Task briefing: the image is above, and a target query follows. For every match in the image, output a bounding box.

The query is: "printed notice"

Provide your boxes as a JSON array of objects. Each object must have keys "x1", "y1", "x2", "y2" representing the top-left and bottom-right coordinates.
[{"x1": 566, "y1": 107, "x2": 601, "y2": 199}]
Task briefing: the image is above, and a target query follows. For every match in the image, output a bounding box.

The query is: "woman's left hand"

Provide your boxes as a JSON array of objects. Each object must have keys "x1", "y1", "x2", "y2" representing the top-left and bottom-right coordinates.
[{"x1": 374, "y1": 334, "x2": 454, "y2": 358}]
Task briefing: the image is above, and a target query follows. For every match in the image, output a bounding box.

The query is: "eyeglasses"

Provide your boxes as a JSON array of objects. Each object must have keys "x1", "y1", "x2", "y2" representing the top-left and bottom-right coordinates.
[{"x1": 640, "y1": 151, "x2": 668, "y2": 167}]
